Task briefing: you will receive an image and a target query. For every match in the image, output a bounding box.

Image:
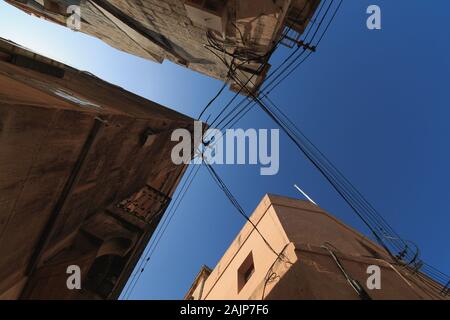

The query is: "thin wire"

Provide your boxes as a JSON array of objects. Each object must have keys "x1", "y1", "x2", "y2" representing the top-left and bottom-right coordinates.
[
  {"x1": 231, "y1": 69, "x2": 449, "y2": 290},
  {"x1": 225, "y1": 70, "x2": 408, "y2": 262},
  {"x1": 264, "y1": 95, "x2": 408, "y2": 252},
  {"x1": 204, "y1": 3, "x2": 415, "y2": 267},
  {"x1": 261, "y1": 242, "x2": 292, "y2": 299},
  {"x1": 209, "y1": 0, "x2": 333, "y2": 133},
  {"x1": 206, "y1": 0, "x2": 320, "y2": 130},
  {"x1": 204, "y1": 160, "x2": 290, "y2": 263},
  {"x1": 197, "y1": 81, "x2": 228, "y2": 120},
  {"x1": 203, "y1": 0, "x2": 449, "y2": 292},
  {"x1": 123, "y1": 164, "x2": 201, "y2": 299},
  {"x1": 321, "y1": 244, "x2": 372, "y2": 300},
  {"x1": 208, "y1": 0, "x2": 409, "y2": 257}
]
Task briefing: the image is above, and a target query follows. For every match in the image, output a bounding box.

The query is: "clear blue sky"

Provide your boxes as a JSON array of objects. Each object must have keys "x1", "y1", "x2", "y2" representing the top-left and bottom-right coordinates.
[{"x1": 1, "y1": 1, "x2": 449, "y2": 300}]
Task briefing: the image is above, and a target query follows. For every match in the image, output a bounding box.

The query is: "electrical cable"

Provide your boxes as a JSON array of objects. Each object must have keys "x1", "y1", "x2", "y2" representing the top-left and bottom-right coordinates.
[
  {"x1": 198, "y1": 0, "x2": 449, "y2": 294},
  {"x1": 214, "y1": 33, "x2": 446, "y2": 288},
  {"x1": 123, "y1": 164, "x2": 202, "y2": 299},
  {"x1": 203, "y1": 5, "x2": 423, "y2": 278},
  {"x1": 203, "y1": 160, "x2": 291, "y2": 264},
  {"x1": 123, "y1": 1, "x2": 318, "y2": 298},
  {"x1": 125, "y1": 0, "x2": 449, "y2": 298},
  {"x1": 206, "y1": 0, "x2": 413, "y2": 261},
  {"x1": 230, "y1": 71, "x2": 450, "y2": 292}
]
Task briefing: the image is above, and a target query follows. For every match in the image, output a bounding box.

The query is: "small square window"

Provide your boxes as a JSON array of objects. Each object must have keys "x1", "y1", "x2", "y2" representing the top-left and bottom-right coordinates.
[{"x1": 237, "y1": 252, "x2": 255, "y2": 293}]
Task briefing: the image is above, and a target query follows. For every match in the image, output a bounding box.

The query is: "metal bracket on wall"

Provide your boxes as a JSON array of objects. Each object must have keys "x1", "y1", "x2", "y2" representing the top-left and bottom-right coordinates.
[{"x1": 117, "y1": 184, "x2": 172, "y2": 223}]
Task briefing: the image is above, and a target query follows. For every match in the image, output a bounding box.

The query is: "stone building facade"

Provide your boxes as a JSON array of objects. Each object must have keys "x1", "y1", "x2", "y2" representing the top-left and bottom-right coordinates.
[
  {"x1": 5, "y1": 0, "x2": 321, "y2": 94},
  {"x1": 0, "y1": 37, "x2": 195, "y2": 299}
]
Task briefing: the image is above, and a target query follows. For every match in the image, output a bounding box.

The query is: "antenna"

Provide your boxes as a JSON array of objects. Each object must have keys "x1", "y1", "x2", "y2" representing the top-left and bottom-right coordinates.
[{"x1": 294, "y1": 184, "x2": 317, "y2": 206}]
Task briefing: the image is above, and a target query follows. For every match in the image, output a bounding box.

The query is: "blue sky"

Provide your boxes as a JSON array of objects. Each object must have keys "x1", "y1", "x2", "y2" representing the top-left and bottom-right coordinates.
[{"x1": 1, "y1": 1, "x2": 449, "y2": 299}]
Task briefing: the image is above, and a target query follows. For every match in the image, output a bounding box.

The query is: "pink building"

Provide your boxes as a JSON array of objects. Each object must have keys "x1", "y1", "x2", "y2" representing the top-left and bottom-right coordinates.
[{"x1": 186, "y1": 194, "x2": 447, "y2": 300}]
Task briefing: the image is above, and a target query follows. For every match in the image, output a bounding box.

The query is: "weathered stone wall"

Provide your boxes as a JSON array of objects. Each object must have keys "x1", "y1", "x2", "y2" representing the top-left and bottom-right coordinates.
[{"x1": 6, "y1": 0, "x2": 321, "y2": 93}]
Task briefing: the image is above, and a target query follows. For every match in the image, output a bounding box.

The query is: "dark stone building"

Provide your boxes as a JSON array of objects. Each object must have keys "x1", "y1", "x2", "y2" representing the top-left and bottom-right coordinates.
[{"x1": 0, "y1": 37, "x2": 195, "y2": 299}]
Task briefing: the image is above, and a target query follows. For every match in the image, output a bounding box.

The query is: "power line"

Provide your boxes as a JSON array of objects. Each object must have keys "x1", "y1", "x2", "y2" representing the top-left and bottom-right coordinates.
[
  {"x1": 124, "y1": 0, "x2": 449, "y2": 298},
  {"x1": 208, "y1": 0, "x2": 448, "y2": 293},
  {"x1": 206, "y1": 0, "x2": 415, "y2": 260},
  {"x1": 207, "y1": 0, "x2": 337, "y2": 134},
  {"x1": 202, "y1": 1, "x2": 425, "y2": 268},
  {"x1": 197, "y1": 76, "x2": 229, "y2": 120},
  {"x1": 204, "y1": 0, "x2": 321, "y2": 127},
  {"x1": 266, "y1": 0, "x2": 344, "y2": 94},
  {"x1": 321, "y1": 244, "x2": 372, "y2": 300},
  {"x1": 211, "y1": 4, "x2": 448, "y2": 284},
  {"x1": 122, "y1": 164, "x2": 201, "y2": 299},
  {"x1": 263, "y1": 95, "x2": 408, "y2": 252}
]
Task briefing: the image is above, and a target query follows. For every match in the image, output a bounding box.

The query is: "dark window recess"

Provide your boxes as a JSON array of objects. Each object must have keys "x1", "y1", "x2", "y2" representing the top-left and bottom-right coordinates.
[
  {"x1": 237, "y1": 252, "x2": 255, "y2": 293},
  {"x1": 85, "y1": 254, "x2": 127, "y2": 299},
  {"x1": 9, "y1": 54, "x2": 65, "y2": 78}
]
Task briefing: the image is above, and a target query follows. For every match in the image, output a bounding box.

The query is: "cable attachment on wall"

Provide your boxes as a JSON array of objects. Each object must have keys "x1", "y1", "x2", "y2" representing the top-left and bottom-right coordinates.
[{"x1": 296, "y1": 40, "x2": 316, "y2": 52}]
